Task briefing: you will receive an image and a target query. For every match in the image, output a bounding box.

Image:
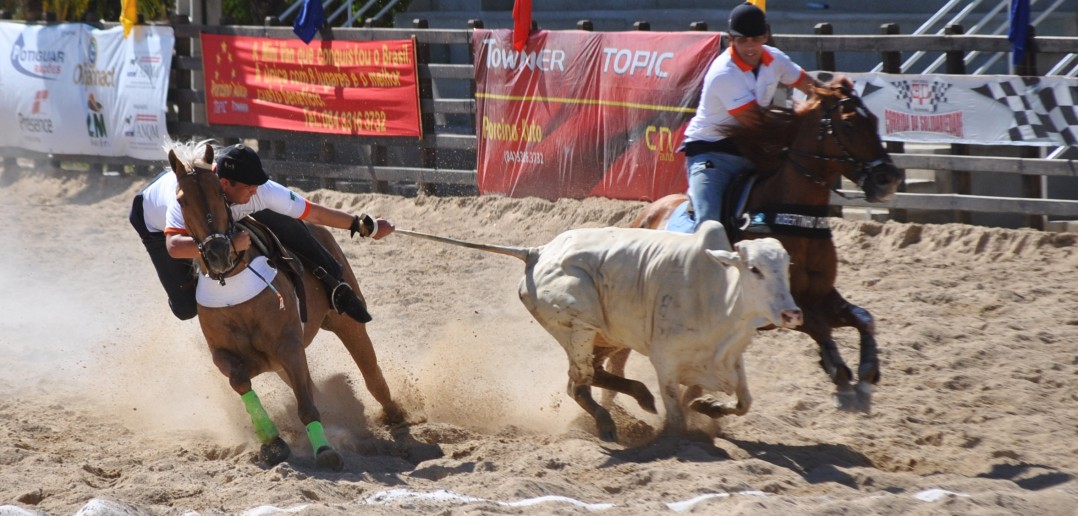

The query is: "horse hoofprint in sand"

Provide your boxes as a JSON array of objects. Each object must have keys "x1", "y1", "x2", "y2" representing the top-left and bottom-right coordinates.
[{"x1": 397, "y1": 221, "x2": 801, "y2": 441}]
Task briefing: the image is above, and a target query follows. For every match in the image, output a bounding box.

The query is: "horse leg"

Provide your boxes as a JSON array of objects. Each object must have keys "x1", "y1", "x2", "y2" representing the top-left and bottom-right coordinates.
[
  {"x1": 276, "y1": 334, "x2": 344, "y2": 471},
  {"x1": 797, "y1": 313, "x2": 863, "y2": 411},
  {"x1": 325, "y1": 314, "x2": 406, "y2": 427},
  {"x1": 598, "y1": 347, "x2": 630, "y2": 405},
  {"x1": 210, "y1": 348, "x2": 290, "y2": 466},
  {"x1": 592, "y1": 354, "x2": 657, "y2": 414},
  {"x1": 823, "y1": 289, "x2": 879, "y2": 413},
  {"x1": 562, "y1": 329, "x2": 617, "y2": 442}
]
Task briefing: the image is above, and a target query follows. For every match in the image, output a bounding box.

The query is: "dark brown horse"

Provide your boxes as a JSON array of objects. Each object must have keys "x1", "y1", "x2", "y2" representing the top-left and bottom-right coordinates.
[
  {"x1": 166, "y1": 139, "x2": 404, "y2": 470},
  {"x1": 623, "y1": 80, "x2": 904, "y2": 412}
]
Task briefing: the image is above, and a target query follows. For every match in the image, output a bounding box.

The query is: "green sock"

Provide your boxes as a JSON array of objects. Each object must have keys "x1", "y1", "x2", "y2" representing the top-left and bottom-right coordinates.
[
  {"x1": 240, "y1": 391, "x2": 279, "y2": 444},
  {"x1": 306, "y1": 421, "x2": 330, "y2": 453}
]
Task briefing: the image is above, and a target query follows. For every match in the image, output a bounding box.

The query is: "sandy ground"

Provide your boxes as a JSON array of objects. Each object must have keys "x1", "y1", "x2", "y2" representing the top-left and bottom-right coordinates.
[{"x1": 1, "y1": 166, "x2": 1077, "y2": 515}]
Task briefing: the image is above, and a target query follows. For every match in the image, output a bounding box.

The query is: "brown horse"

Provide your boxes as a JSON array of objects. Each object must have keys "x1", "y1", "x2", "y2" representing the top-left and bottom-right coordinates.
[
  {"x1": 166, "y1": 139, "x2": 404, "y2": 470},
  {"x1": 623, "y1": 80, "x2": 904, "y2": 412}
]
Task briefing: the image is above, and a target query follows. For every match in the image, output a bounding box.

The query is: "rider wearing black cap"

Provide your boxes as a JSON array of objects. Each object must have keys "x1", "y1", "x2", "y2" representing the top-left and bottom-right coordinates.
[
  {"x1": 679, "y1": 2, "x2": 823, "y2": 230},
  {"x1": 156, "y1": 143, "x2": 392, "y2": 324}
]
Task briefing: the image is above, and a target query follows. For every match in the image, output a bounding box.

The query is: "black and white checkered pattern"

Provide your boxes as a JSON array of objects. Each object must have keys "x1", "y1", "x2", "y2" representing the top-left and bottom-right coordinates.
[
  {"x1": 891, "y1": 80, "x2": 952, "y2": 112},
  {"x1": 971, "y1": 78, "x2": 1078, "y2": 145}
]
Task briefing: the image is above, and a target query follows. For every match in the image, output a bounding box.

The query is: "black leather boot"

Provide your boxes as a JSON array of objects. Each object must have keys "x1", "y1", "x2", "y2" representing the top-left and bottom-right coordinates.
[{"x1": 330, "y1": 282, "x2": 373, "y2": 323}]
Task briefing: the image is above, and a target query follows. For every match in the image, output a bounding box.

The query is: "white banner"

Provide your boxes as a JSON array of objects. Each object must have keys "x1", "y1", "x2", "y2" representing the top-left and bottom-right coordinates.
[
  {"x1": 0, "y1": 22, "x2": 174, "y2": 160},
  {"x1": 814, "y1": 71, "x2": 1078, "y2": 147}
]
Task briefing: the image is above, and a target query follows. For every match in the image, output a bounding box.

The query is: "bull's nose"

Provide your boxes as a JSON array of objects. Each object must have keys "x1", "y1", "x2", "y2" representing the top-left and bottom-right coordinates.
[{"x1": 782, "y1": 309, "x2": 803, "y2": 328}]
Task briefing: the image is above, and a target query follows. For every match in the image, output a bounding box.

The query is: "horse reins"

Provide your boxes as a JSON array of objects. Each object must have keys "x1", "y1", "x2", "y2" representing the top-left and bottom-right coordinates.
[
  {"x1": 183, "y1": 163, "x2": 242, "y2": 285},
  {"x1": 785, "y1": 92, "x2": 892, "y2": 199}
]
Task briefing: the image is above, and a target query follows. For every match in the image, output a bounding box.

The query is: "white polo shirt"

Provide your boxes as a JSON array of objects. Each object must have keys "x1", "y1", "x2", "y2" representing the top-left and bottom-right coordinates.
[
  {"x1": 683, "y1": 45, "x2": 807, "y2": 144},
  {"x1": 164, "y1": 180, "x2": 311, "y2": 236}
]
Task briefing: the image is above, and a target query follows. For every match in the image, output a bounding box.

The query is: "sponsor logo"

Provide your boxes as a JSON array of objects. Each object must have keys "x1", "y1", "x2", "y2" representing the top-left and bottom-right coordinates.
[
  {"x1": 32, "y1": 90, "x2": 48, "y2": 114},
  {"x1": 123, "y1": 113, "x2": 160, "y2": 140},
  {"x1": 10, "y1": 33, "x2": 65, "y2": 80},
  {"x1": 503, "y1": 150, "x2": 544, "y2": 164},
  {"x1": 86, "y1": 93, "x2": 108, "y2": 139},
  {"x1": 892, "y1": 79, "x2": 952, "y2": 113},
  {"x1": 883, "y1": 109, "x2": 964, "y2": 138},
  {"x1": 601, "y1": 48, "x2": 673, "y2": 78},
  {"x1": 482, "y1": 38, "x2": 566, "y2": 72},
  {"x1": 644, "y1": 125, "x2": 677, "y2": 161}
]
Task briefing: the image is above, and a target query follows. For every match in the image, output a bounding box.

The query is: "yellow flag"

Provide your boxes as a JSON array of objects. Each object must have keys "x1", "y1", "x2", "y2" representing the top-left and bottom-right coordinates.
[
  {"x1": 121, "y1": 0, "x2": 138, "y2": 38},
  {"x1": 748, "y1": 0, "x2": 766, "y2": 11}
]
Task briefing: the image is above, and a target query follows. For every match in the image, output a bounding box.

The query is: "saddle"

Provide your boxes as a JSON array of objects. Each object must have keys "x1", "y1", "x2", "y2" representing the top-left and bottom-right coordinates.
[
  {"x1": 237, "y1": 217, "x2": 310, "y2": 323},
  {"x1": 681, "y1": 168, "x2": 832, "y2": 241}
]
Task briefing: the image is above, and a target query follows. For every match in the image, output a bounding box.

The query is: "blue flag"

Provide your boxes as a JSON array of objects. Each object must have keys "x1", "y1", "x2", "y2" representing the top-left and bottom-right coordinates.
[
  {"x1": 1007, "y1": 0, "x2": 1030, "y2": 66},
  {"x1": 293, "y1": 0, "x2": 325, "y2": 45}
]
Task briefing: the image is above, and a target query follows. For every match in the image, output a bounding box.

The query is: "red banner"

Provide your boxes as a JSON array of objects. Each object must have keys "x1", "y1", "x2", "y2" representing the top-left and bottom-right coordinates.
[
  {"x1": 201, "y1": 34, "x2": 422, "y2": 137},
  {"x1": 473, "y1": 29, "x2": 719, "y2": 201}
]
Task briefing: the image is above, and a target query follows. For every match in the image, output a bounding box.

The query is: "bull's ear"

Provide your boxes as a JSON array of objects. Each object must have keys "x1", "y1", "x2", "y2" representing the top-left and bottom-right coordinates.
[{"x1": 705, "y1": 249, "x2": 740, "y2": 267}]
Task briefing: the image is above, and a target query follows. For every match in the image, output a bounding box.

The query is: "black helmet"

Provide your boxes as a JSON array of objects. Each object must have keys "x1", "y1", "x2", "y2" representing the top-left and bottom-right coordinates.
[{"x1": 728, "y1": 3, "x2": 768, "y2": 38}]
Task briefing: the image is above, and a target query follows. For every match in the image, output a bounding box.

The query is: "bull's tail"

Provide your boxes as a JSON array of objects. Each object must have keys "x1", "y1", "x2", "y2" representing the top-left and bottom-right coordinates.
[{"x1": 395, "y1": 229, "x2": 532, "y2": 262}]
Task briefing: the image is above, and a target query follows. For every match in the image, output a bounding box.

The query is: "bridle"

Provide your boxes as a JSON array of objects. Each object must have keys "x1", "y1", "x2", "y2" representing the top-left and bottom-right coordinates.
[
  {"x1": 179, "y1": 162, "x2": 240, "y2": 285},
  {"x1": 785, "y1": 89, "x2": 893, "y2": 199}
]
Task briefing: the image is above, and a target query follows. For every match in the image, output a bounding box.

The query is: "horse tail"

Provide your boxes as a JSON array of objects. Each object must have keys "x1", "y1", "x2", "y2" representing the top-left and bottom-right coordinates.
[{"x1": 395, "y1": 229, "x2": 532, "y2": 262}]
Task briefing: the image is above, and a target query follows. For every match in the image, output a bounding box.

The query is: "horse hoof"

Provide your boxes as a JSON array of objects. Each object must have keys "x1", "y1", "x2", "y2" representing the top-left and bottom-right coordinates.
[
  {"x1": 315, "y1": 445, "x2": 344, "y2": 471},
  {"x1": 595, "y1": 411, "x2": 618, "y2": 443},
  {"x1": 260, "y1": 437, "x2": 290, "y2": 466},
  {"x1": 832, "y1": 385, "x2": 860, "y2": 412},
  {"x1": 854, "y1": 381, "x2": 873, "y2": 414},
  {"x1": 858, "y1": 362, "x2": 881, "y2": 385}
]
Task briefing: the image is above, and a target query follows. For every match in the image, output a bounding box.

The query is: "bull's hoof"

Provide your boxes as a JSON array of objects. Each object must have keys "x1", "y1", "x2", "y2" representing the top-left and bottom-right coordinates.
[
  {"x1": 315, "y1": 445, "x2": 344, "y2": 471},
  {"x1": 689, "y1": 397, "x2": 744, "y2": 418},
  {"x1": 858, "y1": 361, "x2": 881, "y2": 385},
  {"x1": 260, "y1": 437, "x2": 290, "y2": 466},
  {"x1": 595, "y1": 410, "x2": 618, "y2": 443}
]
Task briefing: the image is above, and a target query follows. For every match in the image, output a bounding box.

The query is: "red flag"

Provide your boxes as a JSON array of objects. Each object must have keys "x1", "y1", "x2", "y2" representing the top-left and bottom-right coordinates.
[{"x1": 512, "y1": 0, "x2": 531, "y2": 51}]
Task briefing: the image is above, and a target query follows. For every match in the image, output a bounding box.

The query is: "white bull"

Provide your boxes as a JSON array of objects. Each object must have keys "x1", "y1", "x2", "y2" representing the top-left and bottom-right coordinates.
[{"x1": 397, "y1": 220, "x2": 801, "y2": 441}]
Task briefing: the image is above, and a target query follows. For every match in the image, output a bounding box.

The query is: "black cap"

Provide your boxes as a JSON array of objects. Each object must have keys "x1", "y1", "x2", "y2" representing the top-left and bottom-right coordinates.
[
  {"x1": 215, "y1": 144, "x2": 268, "y2": 185},
  {"x1": 728, "y1": 3, "x2": 768, "y2": 38}
]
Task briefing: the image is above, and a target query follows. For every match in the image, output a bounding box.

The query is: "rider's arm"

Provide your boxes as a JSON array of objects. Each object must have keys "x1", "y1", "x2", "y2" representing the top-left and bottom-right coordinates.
[
  {"x1": 165, "y1": 233, "x2": 201, "y2": 259},
  {"x1": 304, "y1": 203, "x2": 395, "y2": 240},
  {"x1": 166, "y1": 231, "x2": 251, "y2": 259}
]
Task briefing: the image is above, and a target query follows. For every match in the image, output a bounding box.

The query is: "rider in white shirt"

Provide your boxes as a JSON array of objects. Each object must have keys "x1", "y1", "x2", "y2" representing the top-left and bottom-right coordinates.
[
  {"x1": 680, "y1": 2, "x2": 822, "y2": 230},
  {"x1": 131, "y1": 143, "x2": 393, "y2": 322}
]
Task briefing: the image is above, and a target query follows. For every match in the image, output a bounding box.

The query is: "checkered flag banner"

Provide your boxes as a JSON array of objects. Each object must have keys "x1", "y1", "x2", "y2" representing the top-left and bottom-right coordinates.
[
  {"x1": 970, "y1": 78, "x2": 1078, "y2": 146},
  {"x1": 818, "y1": 72, "x2": 1078, "y2": 147}
]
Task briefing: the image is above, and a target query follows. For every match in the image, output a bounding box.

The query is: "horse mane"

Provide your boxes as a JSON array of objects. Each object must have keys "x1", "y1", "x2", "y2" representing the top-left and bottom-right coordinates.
[
  {"x1": 728, "y1": 80, "x2": 848, "y2": 174},
  {"x1": 163, "y1": 137, "x2": 220, "y2": 171}
]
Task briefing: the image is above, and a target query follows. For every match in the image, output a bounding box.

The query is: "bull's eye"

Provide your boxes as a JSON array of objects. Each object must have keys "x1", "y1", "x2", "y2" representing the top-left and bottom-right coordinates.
[{"x1": 750, "y1": 266, "x2": 763, "y2": 277}]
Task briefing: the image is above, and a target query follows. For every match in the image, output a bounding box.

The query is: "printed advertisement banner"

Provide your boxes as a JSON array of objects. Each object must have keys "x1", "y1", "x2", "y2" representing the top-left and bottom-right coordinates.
[
  {"x1": 0, "y1": 22, "x2": 173, "y2": 160},
  {"x1": 473, "y1": 29, "x2": 720, "y2": 201},
  {"x1": 201, "y1": 34, "x2": 422, "y2": 137},
  {"x1": 837, "y1": 72, "x2": 1078, "y2": 147}
]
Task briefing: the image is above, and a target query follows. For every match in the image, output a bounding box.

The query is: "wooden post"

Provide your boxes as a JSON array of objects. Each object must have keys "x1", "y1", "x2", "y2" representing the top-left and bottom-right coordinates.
[
  {"x1": 814, "y1": 23, "x2": 840, "y2": 217},
  {"x1": 689, "y1": 21, "x2": 707, "y2": 31},
  {"x1": 414, "y1": 18, "x2": 437, "y2": 195},
  {"x1": 169, "y1": 15, "x2": 193, "y2": 132},
  {"x1": 1015, "y1": 26, "x2": 1044, "y2": 230},
  {"x1": 814, "y1": 23, "x2": 835, "y2": 72},
  {"x1": 633, "y1": 21, "x2": 650, "y2": 31},
  {"x1": 945, "y1": 24, "x2": 971, "y2": 225},
  {"x1": 880, "y1": 23, "x2": 908, "y2": 223},
  {"x1": 577, "y1": 20, "x2": 593, "y2": 31}
]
